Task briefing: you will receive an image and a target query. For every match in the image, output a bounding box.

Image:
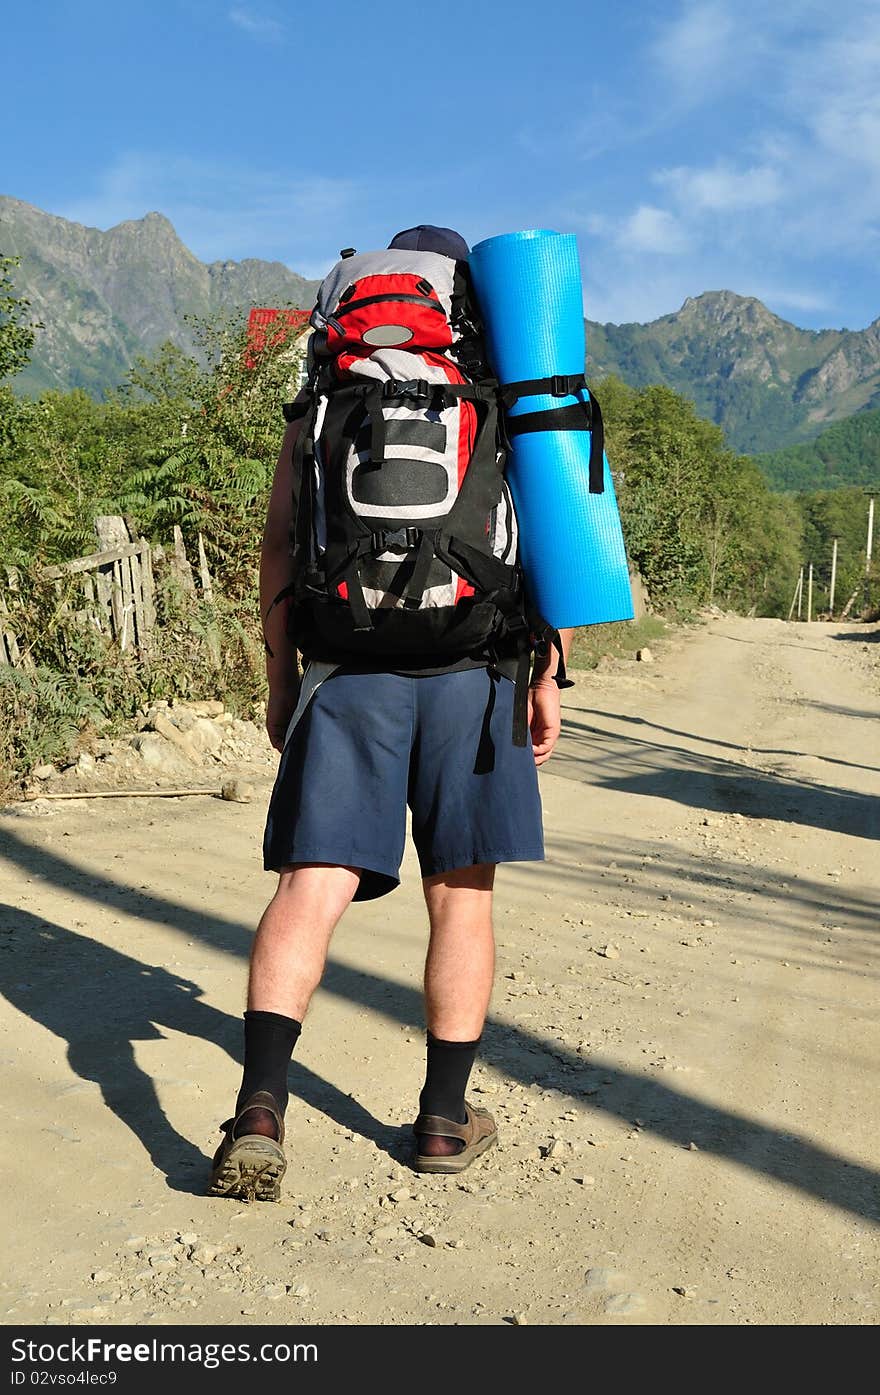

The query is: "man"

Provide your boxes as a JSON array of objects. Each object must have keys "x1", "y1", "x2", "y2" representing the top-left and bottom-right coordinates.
[{"x1": 209, "y1": 225, "x2": 571, "y2": 1201}]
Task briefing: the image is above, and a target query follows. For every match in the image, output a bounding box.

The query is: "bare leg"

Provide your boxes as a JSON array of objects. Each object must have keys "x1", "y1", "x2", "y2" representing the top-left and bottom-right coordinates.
[
  {"x1": 419, "y1": 864, "x2": 496, "y2": 1155},
  {"x1": 236, "y1": 863, "x2": 361, "y2": 1137},
  {"x1": 248, "y1": 863, "x2": 362, "y2": 1018}
]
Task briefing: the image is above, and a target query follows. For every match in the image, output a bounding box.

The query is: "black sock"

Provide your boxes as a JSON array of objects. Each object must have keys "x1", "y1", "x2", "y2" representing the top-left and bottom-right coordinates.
[
  {"x1": 235, "y1": 1010, "x2": 301, "y2": 1118},
  {"x1": 418, "y1": 1032, "x2": 480, "y2": 1125}
]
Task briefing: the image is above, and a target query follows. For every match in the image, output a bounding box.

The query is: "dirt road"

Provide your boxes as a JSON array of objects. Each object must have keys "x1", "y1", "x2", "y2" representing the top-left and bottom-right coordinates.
[{"x1": 2, "y1": 616, "x2": 878, "y2": 1326}]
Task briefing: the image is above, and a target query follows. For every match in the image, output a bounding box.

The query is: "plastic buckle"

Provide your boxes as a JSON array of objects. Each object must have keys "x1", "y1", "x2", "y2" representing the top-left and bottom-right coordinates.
[
  {"x1": 399, "y1": 379, "x2": 432, "y2": 403},
  {"x1": 378, "y1": 528, "x2": 415, "y2": 550},
  {"x1": 383, "y1": 379, "x2": 432, "y2": 404},
  {"x1": 551, "y1": 375, "x2": 569, "y2": 397}
]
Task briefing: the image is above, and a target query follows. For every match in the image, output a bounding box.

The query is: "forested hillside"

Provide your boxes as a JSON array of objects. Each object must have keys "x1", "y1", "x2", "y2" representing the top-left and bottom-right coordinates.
[
  {"x1": 755, "y1": 407, "x2": 880, "y2": 491},
  {"x1": 588, "y1": 292, "x2": 880, "y2": 455}
]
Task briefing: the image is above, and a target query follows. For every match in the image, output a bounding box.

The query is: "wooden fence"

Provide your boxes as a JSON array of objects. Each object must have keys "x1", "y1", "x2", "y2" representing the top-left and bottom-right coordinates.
[{"x1": 0, "y1": 517, "x2": 215, "y2": 668}]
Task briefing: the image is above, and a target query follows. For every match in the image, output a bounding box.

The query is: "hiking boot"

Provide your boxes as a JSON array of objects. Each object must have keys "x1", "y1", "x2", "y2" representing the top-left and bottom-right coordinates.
[
  {"x1": 207, "y1": 1090, "x2": 286, "y2": 1202},
  {"x1": 412, "y1": 1099, "x2": 497, "y2": 1174}
]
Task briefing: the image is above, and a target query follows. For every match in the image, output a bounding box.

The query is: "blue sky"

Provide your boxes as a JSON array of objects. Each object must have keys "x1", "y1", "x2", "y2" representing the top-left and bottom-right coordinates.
[{"x1": 3, "y1": 0, "x2": 878, "y2": 329}]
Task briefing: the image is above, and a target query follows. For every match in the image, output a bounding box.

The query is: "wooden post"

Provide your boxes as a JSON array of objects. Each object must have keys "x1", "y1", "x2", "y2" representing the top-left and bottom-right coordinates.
[
  {"x1": 129, "y1": 549, "x2": 146, "y2": 651},
  {"x1": 788, "y1": 571, "x2": 802, "y2": 622},
  {"x1": 94, "y1": 569, "x2": 114, "y2": 634},
  {"x1": 0, "y1": 588, "x2": 21, "y2": 667},
  {"x1": 829, "y1": 538, "x2": 838, "y2": 617},
  {"x1": 172, "y1": 525, "x2": 196, "y2": 593},
  {"x1": 139, "y1": 538, "x2": 156, "y2": 638},
  {"x1": 94, "y1": 517, "x2": 131, "y2": 649},
  {"x1": 807, "y1": 563, "x2": 813, "y2": 622},
  {"x1": 1, "y1": 568, "x2": 33, "y2": 669},
  {"x1": 796, "y1": 566, "x2": 804, "y2": 620},
  {"x1": 94, "y1": 516, "x2": 130, "y2": 549},
  {"x1": 865, "y1": 497, "x2": 875, "y2": 612},
  {"x1": 197, "y1": 532, "x2": 221, "y2": 668},
  {"x1": 197, "y1": 533, "x2": 214, "y2": 601}
]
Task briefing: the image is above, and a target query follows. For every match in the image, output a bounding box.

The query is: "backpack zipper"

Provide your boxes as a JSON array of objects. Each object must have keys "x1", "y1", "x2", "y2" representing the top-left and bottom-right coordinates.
[{"x1": 333, "y1": 292, "x2": 446, "y2": 318}]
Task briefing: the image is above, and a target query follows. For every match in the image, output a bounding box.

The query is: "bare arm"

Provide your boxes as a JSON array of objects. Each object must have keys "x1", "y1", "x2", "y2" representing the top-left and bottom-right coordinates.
[
  {"x1": 527, "y1": 627, "x2": 574, "y2": 767},
  {"x1": 261, "y1": 410, "x2": 304, "y2": 748}
]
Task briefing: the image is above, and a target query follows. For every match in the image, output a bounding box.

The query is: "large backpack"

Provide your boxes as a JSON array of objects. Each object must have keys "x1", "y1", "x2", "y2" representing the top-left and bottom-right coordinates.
[{"x1": 276, "y1": 246, "x2": 565, "y2": 744}]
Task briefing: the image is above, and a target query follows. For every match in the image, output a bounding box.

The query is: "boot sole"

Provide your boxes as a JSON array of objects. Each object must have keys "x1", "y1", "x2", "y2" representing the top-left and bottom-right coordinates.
[{"x1": 208, "y1": 1135, "x2": 286, "y2": 1203}]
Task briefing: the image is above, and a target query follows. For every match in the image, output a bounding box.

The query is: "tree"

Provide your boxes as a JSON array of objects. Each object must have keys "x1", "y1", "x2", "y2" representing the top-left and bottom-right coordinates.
[
  {"x1": 0, "y1": 255, "x2": 39, "y2": 382},
  {"x1": 600, "y1": 379, "x2": 801, "y2": 616}
]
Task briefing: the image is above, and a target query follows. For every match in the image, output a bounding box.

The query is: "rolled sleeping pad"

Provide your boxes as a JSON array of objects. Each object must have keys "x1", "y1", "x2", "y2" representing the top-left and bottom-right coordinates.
[{"x1": 468, "y1": 229, "x2": 634, "y2": 629}]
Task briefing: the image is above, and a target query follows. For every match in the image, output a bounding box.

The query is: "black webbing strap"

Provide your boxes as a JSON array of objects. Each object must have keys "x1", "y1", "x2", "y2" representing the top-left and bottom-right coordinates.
[
  {"x1": 343, "y1": 560, "x2": 373, "y2": 631},
  {"x1": 291, "y1": 393, "x2": 320, "y2": 540},
  {"x1": 530, "y1": 625, "x2": 576, "y2": 690},
  {"x1": 435, "y1": 532, "x2": 515, "y2": 595},
  {"x1": 512, "y1": 642, "x2": 531, "y2": 748},
  {"x1": 434, "y1": 381, "x2": 500, "y2": 404},
  {"x1": 473, "y1": 666, "x2": 500, "y2": 775},
  {"x1": 365, "y1": 386, "x2": 385, "y2": 465},
  {"x1": 506, "y1": 403, "x2": 592, "y2": 435},
  {"x1": 506, "y1": 390, "x2": 606, "y2": 494},
  {"x1": 548, "y1": 628, "x2": 575, "y2": 689},
  {"x1": 403, "y1": 532, "x2": 436, "y2": 610},
  {"x1": 500, "y1": 374, "x2": 586, "y2": 410}
]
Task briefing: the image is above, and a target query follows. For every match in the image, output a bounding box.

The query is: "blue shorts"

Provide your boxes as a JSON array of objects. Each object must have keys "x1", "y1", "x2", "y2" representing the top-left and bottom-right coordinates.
[{"x1": 263, "y1": 666, "x2": 544, "y2": 900}]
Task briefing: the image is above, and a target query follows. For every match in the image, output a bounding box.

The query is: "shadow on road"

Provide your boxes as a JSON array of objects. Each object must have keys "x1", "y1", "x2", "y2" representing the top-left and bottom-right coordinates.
[
  {"x1": 0, "y1": 904, "x2": 407, "y2": 1194},
  {"x1": 1, "y1": 825, "x2": 878, "y2": 1225},
  {"x1": 580, "y1": 708, "x2": 880, "y2": 777},
  {"x1": 832, "y1": 627, "x2": 880, "y2": 644},
  {"x1": 555, "y1": 715, "x2": 879, "y2": 841}
]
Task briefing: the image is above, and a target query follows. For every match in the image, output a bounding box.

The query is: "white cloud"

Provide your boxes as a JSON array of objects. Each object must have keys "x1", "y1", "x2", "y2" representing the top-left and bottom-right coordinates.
[
  {"x1": 651, "y1": 1, "x2": 734, "y2": 72},
  {"x1": 617, "y1": 205, "x2": 690, "y2": 255},
  {"x1": 751, "y1": 286, "x2": 833, "y2": 315},
  {"x1": 657, "y1": 162, "x2": 782, "y2": 212},
  {"x1": 792, "y1": 28, "x2": 880, "y2": 180},
  {"x1": 228, "y1": 7, "x2": 284, "y2": 41},
  {"x1": 649, "y1": 0, "x2": 745, "y2": 104},
  {"x1": 576, "y1": 3, "x2": 880, "y2": 324}
]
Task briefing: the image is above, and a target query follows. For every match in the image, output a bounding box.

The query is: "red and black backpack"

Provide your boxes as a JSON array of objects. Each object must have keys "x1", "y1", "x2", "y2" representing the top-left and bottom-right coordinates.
[{"x1": 277, "y1": 244, "x2": 567, "y2": 742}]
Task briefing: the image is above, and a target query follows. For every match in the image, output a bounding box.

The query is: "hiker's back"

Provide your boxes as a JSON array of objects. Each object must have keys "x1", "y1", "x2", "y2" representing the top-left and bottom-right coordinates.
[{"x1": 283, "y1": 244, "x2": 525, "y2": 667}]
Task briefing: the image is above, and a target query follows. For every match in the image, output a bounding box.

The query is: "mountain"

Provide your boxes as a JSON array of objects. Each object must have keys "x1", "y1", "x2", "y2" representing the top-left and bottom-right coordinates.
[
  {"x1": 0, "y1": 196, "x2": 319, "y2": 397},
  {"x1": 3, "y1": 196, "x2": 880, "y2": 454},
  {"x1": 754, "y1": 405, "x2": 880, "y2": 492},
  {"x1": 586, "y1": 291, "x2": 880, "y2": 455}
]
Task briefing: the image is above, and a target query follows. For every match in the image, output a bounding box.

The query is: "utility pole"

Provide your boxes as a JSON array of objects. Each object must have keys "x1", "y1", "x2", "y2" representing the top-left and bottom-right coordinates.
[
  {"x1": 807, "y1": 563, "x2": 813, "y2": 622},
  {"x1": 864, "y1": 497, "x2": 876, "y2": 615},
  {"x1": 829, "y1": 537, "x2": 838, "y2": 617},
  {"x1": 788, "y1": 569, "x2": 802, "y2": 621},
  {"x1": 797, "y1": 565, "x2": 804, "y2": 620}
]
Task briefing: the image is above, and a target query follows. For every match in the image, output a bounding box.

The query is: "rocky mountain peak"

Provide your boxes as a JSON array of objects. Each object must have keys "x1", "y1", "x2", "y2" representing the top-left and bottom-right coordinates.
[{"x1": 677, "y1": 290, "x2": 784, "y2": 333}]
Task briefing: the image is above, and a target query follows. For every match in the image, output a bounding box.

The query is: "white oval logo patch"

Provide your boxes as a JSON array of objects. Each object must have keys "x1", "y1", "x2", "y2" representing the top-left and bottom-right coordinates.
[{"x1": 362, "y1": 324, "x2": 415, "y2": 346}]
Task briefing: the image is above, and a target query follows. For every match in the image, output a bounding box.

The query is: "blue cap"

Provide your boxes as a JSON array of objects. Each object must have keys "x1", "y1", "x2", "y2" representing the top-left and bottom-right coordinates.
[{"x1": 388, "y1": 224, "x2": 470, "y2": 259}]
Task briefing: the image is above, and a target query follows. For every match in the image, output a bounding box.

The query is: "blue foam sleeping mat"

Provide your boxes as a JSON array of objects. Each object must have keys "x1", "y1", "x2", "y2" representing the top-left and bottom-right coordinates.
[{"x1": 469, "y1": 228, "x2": 634, "y2": 628}]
